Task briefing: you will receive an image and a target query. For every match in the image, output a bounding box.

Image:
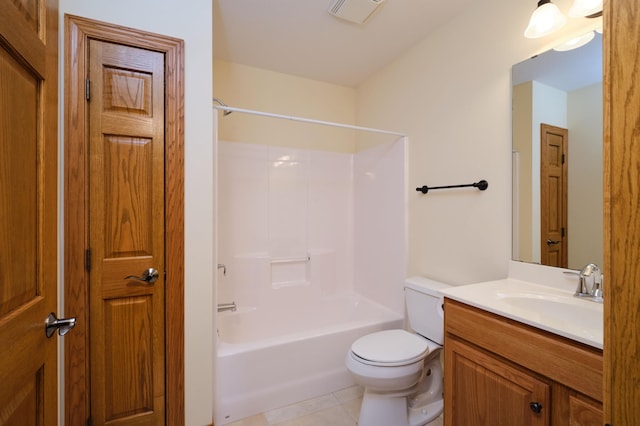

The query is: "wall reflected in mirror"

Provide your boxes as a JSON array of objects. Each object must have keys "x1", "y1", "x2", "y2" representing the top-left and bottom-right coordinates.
[{"x1": 512, "y1": 33, "x2": 602, "y2": 271}]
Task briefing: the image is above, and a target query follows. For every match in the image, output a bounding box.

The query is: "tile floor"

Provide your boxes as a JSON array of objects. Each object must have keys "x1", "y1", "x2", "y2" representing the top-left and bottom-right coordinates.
[{"x1": 225, "y1": 385, "x2": 444, "y2": 426}]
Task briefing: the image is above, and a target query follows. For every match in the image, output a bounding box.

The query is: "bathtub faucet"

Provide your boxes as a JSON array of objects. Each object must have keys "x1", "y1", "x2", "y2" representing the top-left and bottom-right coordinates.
[
  {"x1": 217, "y1": 301, "x2": 236, "y2": 312},
  {"x1": 217, "y1": 264, "x2": 226, "y2": 276}
]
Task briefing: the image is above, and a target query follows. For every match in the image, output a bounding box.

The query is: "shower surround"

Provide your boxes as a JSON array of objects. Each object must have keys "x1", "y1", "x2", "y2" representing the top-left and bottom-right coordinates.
[{"x1": 214, "y1": 137, "x2": 407, "y2": 424}]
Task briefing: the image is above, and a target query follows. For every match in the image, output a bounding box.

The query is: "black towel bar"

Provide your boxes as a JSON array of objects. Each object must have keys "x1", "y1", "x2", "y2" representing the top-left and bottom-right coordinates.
[{"x1": 415, "y1": 179, "x2": 488, "y2": 194}]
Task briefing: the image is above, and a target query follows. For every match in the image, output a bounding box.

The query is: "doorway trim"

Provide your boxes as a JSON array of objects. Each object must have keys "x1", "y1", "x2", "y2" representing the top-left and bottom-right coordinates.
[{"x1": 63, "y1": 15, "x2": 185, "y2": 425}]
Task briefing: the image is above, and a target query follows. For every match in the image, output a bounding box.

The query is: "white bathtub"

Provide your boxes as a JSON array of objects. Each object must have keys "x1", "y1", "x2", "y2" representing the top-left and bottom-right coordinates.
[{"x1": 213, "y1": 293, "x2": 403, "y2": 425}]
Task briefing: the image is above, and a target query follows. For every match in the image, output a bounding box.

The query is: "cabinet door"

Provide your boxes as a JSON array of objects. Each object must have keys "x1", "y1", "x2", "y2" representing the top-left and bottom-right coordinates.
[
  {"x1": 445, "y1": 337, "x2": 550, "y2": 426},
  {"x1": 569, "y1": 394, "x2": 602, "y2": 426}
]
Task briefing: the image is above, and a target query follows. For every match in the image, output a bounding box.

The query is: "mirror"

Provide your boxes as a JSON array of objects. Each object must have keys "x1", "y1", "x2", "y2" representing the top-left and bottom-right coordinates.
[{"x1": 512, "y1": 33, "x2": 602, "y2": 271}]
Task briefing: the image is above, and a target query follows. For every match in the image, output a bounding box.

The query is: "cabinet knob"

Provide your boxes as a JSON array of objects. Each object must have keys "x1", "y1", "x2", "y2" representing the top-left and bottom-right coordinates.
[{"x1": 529, "y1": 402, "x2": 543, "y2": 414}]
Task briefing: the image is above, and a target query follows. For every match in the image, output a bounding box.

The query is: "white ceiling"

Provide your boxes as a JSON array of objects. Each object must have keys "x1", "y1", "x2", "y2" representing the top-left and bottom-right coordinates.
[
  {"x1": 512, "y1": 33, "x2": 602, "y2": 92},
  {"x1": 213, "y1": 0, "x2": 475, "y2": 87}
]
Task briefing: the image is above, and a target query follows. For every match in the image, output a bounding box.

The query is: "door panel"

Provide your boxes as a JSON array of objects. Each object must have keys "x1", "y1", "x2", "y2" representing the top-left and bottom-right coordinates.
[
  {"x1": 2, "y1": 368, "x2": 43, "y2": 426},
  {"x1": 103, "y1": 135, "x2": 154, "y2": 258},
  {"x1": 0, "y1": 0, "x2": 58, "y2": 424},
  {"x1": 104, "y1": 296, "x2": 154, "y2": 420},
  {"x1": 88, "y1": 40, "x2": 166, "y2": 425},
  {"x1": 0, "y1": 46, "x2": 38, "y2": 317}
]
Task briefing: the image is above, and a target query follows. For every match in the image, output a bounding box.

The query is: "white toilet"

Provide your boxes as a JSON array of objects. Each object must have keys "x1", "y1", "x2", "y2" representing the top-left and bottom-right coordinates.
[{"x1": 345, "y1": 276, "x2": 450, "y2": 426}]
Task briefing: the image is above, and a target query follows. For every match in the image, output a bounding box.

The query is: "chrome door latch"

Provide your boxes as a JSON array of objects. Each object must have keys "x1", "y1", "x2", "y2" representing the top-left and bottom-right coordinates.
[
  {"x1": 45, "y1": 312, "x2": 77, "y2": 338},
  {"x1": 125, "y1": 268, "x2": 159, "y2": 284}
]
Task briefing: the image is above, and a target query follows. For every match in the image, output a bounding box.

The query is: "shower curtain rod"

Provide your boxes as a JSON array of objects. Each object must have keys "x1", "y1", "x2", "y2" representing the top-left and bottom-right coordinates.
[{"x1": 213, "y1": 104, "x2": 407, "y2": 137}]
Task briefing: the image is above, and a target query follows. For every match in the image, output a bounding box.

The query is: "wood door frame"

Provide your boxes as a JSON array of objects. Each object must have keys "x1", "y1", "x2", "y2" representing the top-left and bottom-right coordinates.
[
  {"x1": 603, "y1": 0, "x2": 640, "y2": 422},
  {"x1": 63, "y1": 15, "x2": 184, "y2": 425}
]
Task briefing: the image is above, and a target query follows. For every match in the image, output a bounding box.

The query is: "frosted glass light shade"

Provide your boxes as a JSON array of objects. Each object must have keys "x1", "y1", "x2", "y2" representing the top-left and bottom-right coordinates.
[
  {"x1": 568, "y1": 0, "x2": 603, "y2": 17},
  {"x1": 553, "y1": 31, "x2": 595, "y2": 51},
  {"x1": 524, "y1": 1, "x2": 567, "y2": 39}
]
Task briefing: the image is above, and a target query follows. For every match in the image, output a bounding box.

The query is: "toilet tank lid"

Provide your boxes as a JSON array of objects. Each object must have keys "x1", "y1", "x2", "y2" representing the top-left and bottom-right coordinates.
[{"x1": 405, "y1": 276, "x2": 451, "y2": 296}]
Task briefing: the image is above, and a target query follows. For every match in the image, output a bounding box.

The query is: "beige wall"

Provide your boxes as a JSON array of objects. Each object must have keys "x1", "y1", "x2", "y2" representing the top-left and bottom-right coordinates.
[
  {"x1": 568, "y1": 82, "x2": 603, "y2": 268},
  {"x1": 213, "y1": 60, "x2": 358, "y2": 153},
  {"x1": 355, "y1": 0, "x2": 598, "y2": 284},
  {"x1": 513, "y1": 82, "x2": 533, "y2": 262}
]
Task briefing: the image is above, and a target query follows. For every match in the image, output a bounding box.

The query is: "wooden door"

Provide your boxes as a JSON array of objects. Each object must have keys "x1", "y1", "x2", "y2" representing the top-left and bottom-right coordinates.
[
  {"x1": 0, "y1": 0, "x2": 59, "y2": 423},
  {"x1": 88, "y1": 40, "x2": 166, "y2": 425},
  {"x1": 64, "y1": 16, "x2": 185, "y2": 426},
  {"x1": 603, "y1": 0, "x2": 640, "y2": 423},
  {"x1": 540, "y1": 123, "x2": 568, "y2": 268},
  {"x1": 445, "y1": 337, "x2": 550, "y2": 426}
]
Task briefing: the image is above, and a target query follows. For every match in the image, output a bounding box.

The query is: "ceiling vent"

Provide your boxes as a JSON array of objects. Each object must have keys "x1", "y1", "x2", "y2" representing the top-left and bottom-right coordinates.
[{"x1": 328, "y1": 0, "x2": 386, "y2": 24}]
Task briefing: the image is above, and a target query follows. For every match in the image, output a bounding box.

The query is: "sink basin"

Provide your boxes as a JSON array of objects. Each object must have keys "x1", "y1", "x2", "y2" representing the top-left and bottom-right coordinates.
[
  {"x1": 441, "y1": 279, "x2": 604, "y2": 348},
  {"x1": 498, "y1": 293, "x2": 603, "y2": 333}
]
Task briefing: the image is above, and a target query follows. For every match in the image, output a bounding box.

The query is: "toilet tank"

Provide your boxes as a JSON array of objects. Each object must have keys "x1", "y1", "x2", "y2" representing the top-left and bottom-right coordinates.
[{"x1": 404, "y1": 276, "x2": 451, "y2": 345}]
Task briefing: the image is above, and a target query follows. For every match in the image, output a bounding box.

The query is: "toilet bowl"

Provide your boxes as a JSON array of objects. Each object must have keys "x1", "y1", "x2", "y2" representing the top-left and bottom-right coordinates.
[
  {"x1": 345, "y1": 277, "x2": 449, "y2": 426},
  {"x1": 347, "y1": 330, "x2": 428, "y2": 389}
]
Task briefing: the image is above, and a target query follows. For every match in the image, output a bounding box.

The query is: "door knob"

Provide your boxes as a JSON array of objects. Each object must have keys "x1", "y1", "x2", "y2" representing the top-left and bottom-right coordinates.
[
  {"x1": 45, "y1": 312, "x2": 76, "y2": 338},
  {"x1": 125, "y1": 268, "x2": 159, "y2": 284},
  {"x1": 546, "y1": 239, "x2": 560, "y2": 246}
]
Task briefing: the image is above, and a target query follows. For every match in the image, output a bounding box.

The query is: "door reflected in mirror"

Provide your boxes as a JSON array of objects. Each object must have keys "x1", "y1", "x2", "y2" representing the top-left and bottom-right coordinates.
[{"x1": 512, "y1": 33, "x2": 602, "y2": 271}]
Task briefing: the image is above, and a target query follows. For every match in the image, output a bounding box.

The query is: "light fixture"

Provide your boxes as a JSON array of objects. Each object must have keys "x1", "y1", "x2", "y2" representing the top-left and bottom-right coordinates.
[
  {"x1": 553, "y1": 30, "x2": 595, "y2": 51},
  {"x1": 524, "y1": 0, "x2": 567, "y2": 39},
  {"x1": 568, "y1": 0, "x2": 603, "y2": 17}
]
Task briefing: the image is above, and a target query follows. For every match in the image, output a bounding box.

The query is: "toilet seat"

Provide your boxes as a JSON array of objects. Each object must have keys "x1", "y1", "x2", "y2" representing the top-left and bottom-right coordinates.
[{"x1": 350, "y1": 329, "x2": 429, "y2": 367}]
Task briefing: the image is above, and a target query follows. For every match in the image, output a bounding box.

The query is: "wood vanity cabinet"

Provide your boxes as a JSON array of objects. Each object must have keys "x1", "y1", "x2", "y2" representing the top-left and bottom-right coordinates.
[{"x1": 443, "y1": 299, "x2": 603, "y2": 426}]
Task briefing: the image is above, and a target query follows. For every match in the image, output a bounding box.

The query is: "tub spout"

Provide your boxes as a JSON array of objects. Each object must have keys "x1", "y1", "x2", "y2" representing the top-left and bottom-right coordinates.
[
  {"x1": 217, "y1": 264, "x2": 226, "y2": 276},
  {"x1": 217, "y1": 301, "x2": 236, "y2": 312}
]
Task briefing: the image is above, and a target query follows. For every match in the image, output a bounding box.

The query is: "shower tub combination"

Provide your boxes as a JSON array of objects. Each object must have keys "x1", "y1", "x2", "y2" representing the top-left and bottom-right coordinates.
[
  {"x1": 214, "y1": 293, "x2": 403, "y2": 424},
  {"x1": 213, "y1": 102, "x2": 407, "y2": 425}
]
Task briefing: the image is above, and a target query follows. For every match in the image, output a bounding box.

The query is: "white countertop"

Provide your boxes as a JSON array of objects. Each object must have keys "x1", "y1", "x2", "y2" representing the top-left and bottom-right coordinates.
[{"x1": 441, "y1": 278, "x2": 603, "y2": 349}]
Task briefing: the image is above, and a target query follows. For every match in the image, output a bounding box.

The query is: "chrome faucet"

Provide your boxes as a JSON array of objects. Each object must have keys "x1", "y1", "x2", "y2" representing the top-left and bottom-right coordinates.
[
  {"x1": 573, "y1": 263, "x2": 603, "y2": 302},
  {"x1": 217, "y1": 301, "x2": 237, "y2": 312}
]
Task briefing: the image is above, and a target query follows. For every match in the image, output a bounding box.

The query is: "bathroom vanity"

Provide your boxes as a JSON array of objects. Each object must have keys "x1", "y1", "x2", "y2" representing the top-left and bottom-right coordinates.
[{"x1": 441, "y1": 278, "x2": 603, "y2": 426}]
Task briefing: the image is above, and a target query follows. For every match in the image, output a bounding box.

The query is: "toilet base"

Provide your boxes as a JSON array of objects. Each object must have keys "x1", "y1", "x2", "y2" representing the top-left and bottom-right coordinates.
[
  {"x1": 358, "y1": 390, "x2": 408, "y2": 426},
  {"x1": 358, "y1": 389, "x2": 443, "y2": 426},
  {"x1": 408, "y1": 399, "x2": 443, "y2": 426}
]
